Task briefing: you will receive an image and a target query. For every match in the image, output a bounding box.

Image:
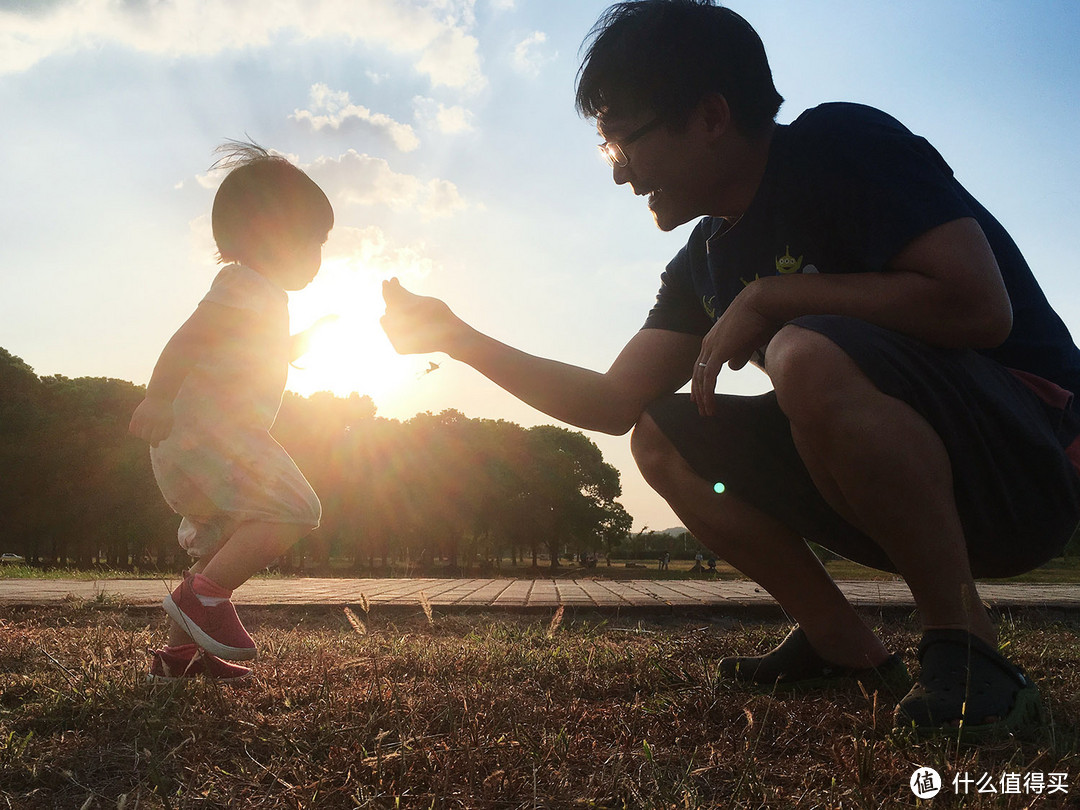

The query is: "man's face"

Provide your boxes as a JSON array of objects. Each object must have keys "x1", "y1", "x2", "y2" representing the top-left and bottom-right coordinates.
[{"x1": 598, "y1": 108, "x2": 716, "y2": 232}]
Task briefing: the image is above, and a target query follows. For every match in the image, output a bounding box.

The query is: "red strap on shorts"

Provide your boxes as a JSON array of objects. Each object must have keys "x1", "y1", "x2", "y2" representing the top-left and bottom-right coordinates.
[
  {"x1": 1008, "y1": 368, "x2": 1074, "y2": 410},
  {"x1": 1008, "y1": 368, "x2": 1080, "y2": 477}
]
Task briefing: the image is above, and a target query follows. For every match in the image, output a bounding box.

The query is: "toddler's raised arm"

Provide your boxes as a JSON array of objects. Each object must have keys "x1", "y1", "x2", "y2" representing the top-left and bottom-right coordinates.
[{"x1": 290, "y1": 313, "x2": 339, "y2": 363}]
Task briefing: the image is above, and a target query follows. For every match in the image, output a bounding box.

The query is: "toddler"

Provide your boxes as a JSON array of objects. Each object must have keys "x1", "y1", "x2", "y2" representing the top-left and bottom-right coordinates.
[{"x1": 130, "y1": 141, "x2": 333, "y2": 682}]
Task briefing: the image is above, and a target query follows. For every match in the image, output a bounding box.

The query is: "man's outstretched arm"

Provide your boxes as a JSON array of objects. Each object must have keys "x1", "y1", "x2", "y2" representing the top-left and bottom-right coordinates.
[{"x1": 380, "y1": 278, "x2": 700, "y2": 435}]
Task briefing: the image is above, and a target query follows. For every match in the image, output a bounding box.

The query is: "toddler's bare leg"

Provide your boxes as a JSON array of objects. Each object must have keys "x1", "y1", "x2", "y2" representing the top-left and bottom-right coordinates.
[
  {"x1": 198, "y1": 522, "x2": 310, "y2": 591},
  {"x1": 165, "y1": 522, "x2": 310, "y2": 648}
]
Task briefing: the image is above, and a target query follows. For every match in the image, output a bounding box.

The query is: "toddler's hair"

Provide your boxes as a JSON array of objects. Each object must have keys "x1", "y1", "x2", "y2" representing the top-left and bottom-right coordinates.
[{"x1": 210, "y1": 140, "x2": 333, "y2": 265}]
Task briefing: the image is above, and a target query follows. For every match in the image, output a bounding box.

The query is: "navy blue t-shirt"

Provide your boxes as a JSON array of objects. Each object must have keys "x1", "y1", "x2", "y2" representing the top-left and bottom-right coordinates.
[{"x1": 643, "y1": 102, "x2": 1080, "y2": 402}]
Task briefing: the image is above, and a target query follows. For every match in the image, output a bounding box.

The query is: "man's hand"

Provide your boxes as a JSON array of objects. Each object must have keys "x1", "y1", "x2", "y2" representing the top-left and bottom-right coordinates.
[
  {"x1": 381, "y1": 276, "x2": 700, "y2": 434},
  {"x1": 128, "y1": 396, "x2": 175, "y2": 447},
  {"x1": 380, "y1": 277, "x2": 466, "y2": 356},
  {"x1": 692, "y1": 284, "x2": 778, "y2": 416}
]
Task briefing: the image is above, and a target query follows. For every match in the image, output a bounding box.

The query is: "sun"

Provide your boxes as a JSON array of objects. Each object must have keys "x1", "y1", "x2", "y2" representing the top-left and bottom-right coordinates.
[{"x1": 285, "y1": 258, "x2": 422, "y2": 409}]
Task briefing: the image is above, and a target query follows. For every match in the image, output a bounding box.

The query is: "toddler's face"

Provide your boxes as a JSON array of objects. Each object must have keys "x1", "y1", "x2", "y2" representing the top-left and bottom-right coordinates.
[{"x1": 271, "y1": 229, "x2": 329, "y2": 291}]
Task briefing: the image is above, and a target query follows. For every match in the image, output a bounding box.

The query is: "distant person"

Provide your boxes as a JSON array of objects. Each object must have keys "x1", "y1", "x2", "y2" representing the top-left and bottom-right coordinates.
[
  {"x1": 692, "y1": 551, "x2": 705, "y2": 573},
  {"x1": 380, "y1": 0, "x2": 1080, "y2": 736},
  {"x1": 129, "y1": 141, "x2": 334, "y2": 683}
]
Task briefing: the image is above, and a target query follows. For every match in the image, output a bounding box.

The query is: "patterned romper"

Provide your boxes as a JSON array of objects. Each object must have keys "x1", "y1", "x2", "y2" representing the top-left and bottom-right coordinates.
[{"x1": 150, "y1": 264, "x2": 321, "y2": 558}]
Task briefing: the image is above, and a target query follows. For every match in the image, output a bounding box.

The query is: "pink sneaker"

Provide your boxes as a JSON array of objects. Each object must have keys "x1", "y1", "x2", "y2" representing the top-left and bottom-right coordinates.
[
  {"x1": 163, "y1": 575, "x2": 256, "y2": 661},
  {"x1": 148, "y1": 645, "x2": 252, "y2": 684}
]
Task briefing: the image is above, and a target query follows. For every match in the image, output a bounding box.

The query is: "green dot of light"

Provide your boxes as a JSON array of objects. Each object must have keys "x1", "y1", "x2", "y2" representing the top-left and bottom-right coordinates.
[{"x1": 713, "y1": 482, "x2": 726, "y2": 494}]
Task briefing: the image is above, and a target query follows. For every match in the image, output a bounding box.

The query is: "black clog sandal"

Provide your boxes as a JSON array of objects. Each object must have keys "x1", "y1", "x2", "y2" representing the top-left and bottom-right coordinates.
[
  {"x1": 718, "y1": 626, "x2": 911, "y2": 694},
  {"x1": 894, "y1": 628, "x2": 1044, "y2": 740}
]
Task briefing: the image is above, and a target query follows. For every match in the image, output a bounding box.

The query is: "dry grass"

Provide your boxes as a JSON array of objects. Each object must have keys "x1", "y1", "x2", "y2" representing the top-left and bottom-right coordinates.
[{"x1": 2, "y1": 603, "x2": 1079, "y2": 808}]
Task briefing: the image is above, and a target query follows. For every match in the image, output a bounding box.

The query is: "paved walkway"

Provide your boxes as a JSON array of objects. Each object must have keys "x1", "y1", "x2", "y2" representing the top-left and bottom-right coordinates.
[{"x1": 2, "y1": 577, "x2": 1079, "y2": 613}]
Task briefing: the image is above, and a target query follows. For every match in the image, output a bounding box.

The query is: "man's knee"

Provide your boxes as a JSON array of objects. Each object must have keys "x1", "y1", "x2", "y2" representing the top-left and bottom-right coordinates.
[
  {"x1": 631, "y1": 411, "x2": 683, "y2": 489},
  {"x1": 766, "y1": 323, "x2": 864, "y2": 425},
  {"x1": 630, "y1": 412, "x2": 666, "y2": 475}
]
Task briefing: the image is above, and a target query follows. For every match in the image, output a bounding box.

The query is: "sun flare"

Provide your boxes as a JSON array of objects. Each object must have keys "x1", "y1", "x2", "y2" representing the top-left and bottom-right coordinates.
[{"x1": 285, "y1": 258, "x2": 423, "y2": 410}]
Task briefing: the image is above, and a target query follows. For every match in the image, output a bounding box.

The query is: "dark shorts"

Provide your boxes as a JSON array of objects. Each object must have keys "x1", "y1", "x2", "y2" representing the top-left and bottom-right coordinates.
[{"x1": 646, "y1": 315, "x2": 1080, "y2": 577}]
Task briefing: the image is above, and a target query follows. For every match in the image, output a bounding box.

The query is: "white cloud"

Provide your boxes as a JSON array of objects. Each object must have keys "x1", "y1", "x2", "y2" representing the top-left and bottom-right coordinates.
[
  {"x1": 421, "y1": 0, "x2": 478, "y2": 29},
  {"x1": 307, "y1": 149, "x2": 469, "y2": 219},
  {"x1": 414, "y1": 24, "x2": 484, "y2": 91},
  {"x1": 421, "y1": 178, "x2": 469, "y2": 218},
  {"x1": 489, "y1": 0, "x2": 516, "y2": 11},
  {"x1": 187, "y1": 204, "x2": 439, "y2": 276},
  {"x1": 413, "y1": 96, "x2": 475, "y2": 135},
  {"x1": 0, "y1": 0, "x2": 487, "y2": 92},
  {"x1": 292, "y1": 84, "x2": 420, "y2": 152},
  {"x1": 187, "y1": 212, "x2": 218, "y2": 268},
  {"x1": 187, "y1": 145, "x2": 468, "y2": 227},
  {"x1": 194, "y1": 171, "x2": 221, "y2": 191},
  {"x1": 325, "y1": 224, "x2": 434, "y2": 281},
  {"x1": 512, "y1": 30, "x2": 555, "y2": 77},
  {"x1": 192, "y1": 145, "x2": 300, "y2": 190}
]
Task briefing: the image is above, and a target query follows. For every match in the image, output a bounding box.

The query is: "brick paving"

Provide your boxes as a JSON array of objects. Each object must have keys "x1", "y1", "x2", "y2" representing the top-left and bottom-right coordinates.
[{"x1": 1, "y1": 576, "x2": 1079, "y2": 613}]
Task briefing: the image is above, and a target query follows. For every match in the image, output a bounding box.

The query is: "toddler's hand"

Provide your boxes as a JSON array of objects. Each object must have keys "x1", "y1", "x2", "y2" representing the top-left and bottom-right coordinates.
[
  {"x1": 291, "y1": 314, "x2": 340, "y2": 362},
  {"x1": 128, "y1": 396, "x2": 175, "y2": 447}
]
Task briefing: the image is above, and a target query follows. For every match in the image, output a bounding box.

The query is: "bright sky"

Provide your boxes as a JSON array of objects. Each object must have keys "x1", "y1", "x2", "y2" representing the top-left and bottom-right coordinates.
[{"x1": 2, "y1": 1, "x2": 1078, "y2": 533}]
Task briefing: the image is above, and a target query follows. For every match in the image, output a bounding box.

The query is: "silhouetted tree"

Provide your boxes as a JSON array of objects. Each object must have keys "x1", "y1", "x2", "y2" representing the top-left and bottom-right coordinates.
[
  {"x1": 514, "y1": 426, "x2": 625, "y2": 568},
  {"x1": 0, "y1": 346, "x2": 634, "y2": 573}
]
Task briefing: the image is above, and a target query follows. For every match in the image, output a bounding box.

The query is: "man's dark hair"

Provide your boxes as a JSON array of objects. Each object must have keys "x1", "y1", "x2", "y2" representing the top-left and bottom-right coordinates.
[{"x1": 575, "y1": 0, "x2": 783, "y2": 136}]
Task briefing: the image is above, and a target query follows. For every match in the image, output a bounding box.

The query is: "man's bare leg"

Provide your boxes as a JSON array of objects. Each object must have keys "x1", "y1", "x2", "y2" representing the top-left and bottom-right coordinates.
[
  {"x1": 766, "y1": 324, "x2": 995, "y2": 646},
  {"x1": 632, "y1": 414, "x2": 890, "y2": 669}
]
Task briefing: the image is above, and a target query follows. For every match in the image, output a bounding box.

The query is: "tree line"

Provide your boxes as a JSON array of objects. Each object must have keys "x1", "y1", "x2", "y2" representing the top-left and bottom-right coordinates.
[{"x1": 0, "y1": 347, "x2": 633, "y2": 573}]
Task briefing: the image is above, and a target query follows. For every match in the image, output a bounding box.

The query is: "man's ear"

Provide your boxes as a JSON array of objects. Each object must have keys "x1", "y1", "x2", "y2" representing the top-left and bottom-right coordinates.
[{"x1": 698, "y1": 93, "x2": 732, "y2": 139}]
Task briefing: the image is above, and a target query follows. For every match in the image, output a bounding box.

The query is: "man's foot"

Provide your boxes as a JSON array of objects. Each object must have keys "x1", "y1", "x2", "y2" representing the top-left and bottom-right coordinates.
[
  {"x1": 147, "y1": 644, "x2": 253, "y2": 684},
  {"x1": 718, "y1": 626, "x2": 911, "y2": 694},
  {"x1": 163, "y1": 575, "x2": 256, "y2": 661},
  {"x1": 894, "y1": 629, "x2": 1044, "y2": 740}
]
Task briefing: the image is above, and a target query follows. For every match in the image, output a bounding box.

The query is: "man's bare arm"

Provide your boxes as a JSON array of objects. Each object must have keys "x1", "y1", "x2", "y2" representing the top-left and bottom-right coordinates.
[
  {"x1": 691, "y1": 218, "x2": 1013, "y2": 410},
  {"x1": 753, "y1": 217, "x2": 1013, "y2": 347},
  {"x1": 451, "y1": 327, "x2": 700, "y2": 434},
  {"x1": 381, "y1": 278, "x2": 699, "y2": 435}
]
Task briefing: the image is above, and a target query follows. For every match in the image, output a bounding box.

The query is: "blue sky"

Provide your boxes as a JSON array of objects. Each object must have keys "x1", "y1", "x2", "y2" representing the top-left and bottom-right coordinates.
[{"x1": 2, "y1": 0, "x2": 1078, "y2": 532}]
